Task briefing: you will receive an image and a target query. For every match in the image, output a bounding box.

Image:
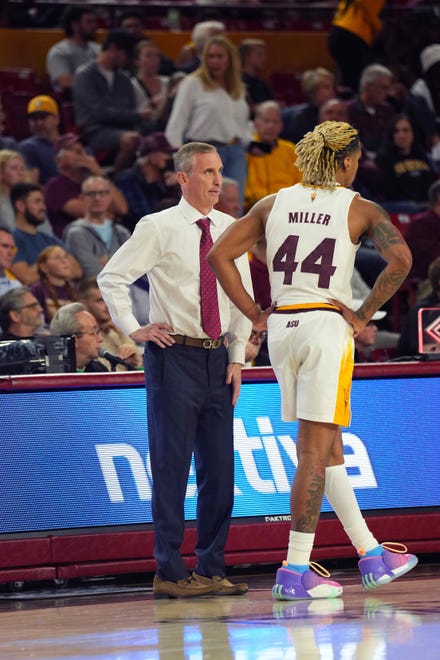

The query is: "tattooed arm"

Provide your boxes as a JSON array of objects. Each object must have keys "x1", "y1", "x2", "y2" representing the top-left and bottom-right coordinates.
[
  {"x1": 330, "y1": 197, "x2": 412, "y2": 335},
  {"x1": 208, "y1": 195, "x2": 276, "y2": 329}
]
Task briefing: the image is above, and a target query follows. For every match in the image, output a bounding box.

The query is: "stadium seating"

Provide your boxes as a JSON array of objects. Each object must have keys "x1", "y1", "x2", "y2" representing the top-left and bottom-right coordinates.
[{"x1": 1, "y1": 91, "x2": 35, "y2": 140}]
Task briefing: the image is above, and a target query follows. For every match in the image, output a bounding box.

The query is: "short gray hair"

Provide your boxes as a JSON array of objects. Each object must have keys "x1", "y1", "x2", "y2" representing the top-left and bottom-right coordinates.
[
  {"x1": 50, "y1": 302, "x2": 86, "y2": 336},
  {"x1": 301, "y1": 67, "x2": 334, "y2": 98},
  {"x1": 254, "y1": 100, "x2": 282, "y2": 119},
  {"x1": 192, "y1": 20, "x2": 225, "y2": 54},
  {"x1": 173, "y1": 142, "x2": 217, "y2": 174},
  {"x1": 221, "y1": 177, "x2": 239, "y2": 189},
  {"x1": 81, "y1": 175, "x2": 111, "y2": 194},
  {"x1": 359, "y1": 64, "x2": 393, "y2": 90},
  {"x1": 0, "y1": 286, "x2": 30, "y2": 330}
]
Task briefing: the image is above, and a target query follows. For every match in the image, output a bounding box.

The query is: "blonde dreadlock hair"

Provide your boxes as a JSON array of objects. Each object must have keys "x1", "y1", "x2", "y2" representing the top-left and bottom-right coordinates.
[{"x1": 295, "y1": 121, "x2": 360, "y2": 190}]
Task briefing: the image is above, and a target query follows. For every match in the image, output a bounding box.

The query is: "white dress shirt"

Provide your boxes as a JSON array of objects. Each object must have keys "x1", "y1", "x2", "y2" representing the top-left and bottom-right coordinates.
[
  {"x1": 97, "y1": 197, "x2": 253, "y2": 364},
  {"x1": 165, "y1": 76, "x2": 251, "y2": 148}
]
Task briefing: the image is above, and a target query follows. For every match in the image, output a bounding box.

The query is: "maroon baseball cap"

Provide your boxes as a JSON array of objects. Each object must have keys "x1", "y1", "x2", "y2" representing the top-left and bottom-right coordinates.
[
  {"x1": 53, "y1": 133, "x2": 81, "y2": 156},
  {"x1": 138, "y1": 132, "x2": 176, "y2": 157}
]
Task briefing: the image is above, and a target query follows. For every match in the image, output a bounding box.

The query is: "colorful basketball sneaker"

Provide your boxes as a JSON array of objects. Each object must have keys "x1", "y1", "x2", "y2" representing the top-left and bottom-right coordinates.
[
  {"x1": 272, "y1": 561, "x2": 343, "y2": 601},
  {"x1": 358, "y1": 542, "x2": 418, "y2": 590}
]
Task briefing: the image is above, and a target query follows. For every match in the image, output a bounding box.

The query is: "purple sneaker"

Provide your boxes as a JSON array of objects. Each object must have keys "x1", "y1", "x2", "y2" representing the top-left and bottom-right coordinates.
[
  {"x1": 272, "y1": 561, "x2": 343, "y2": 600},
  {"x1": 359, "y1": 542, "x2": 418, "y2": 590}
]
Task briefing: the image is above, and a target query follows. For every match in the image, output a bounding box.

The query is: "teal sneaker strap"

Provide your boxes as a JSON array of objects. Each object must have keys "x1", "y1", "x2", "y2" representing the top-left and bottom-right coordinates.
[{"x1": 284, "y1": 562, "x2": 308, "y2": 574}]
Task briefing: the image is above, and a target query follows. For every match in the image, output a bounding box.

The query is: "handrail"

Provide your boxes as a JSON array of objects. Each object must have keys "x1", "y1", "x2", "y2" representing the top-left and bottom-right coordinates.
[{"x1": 1, "y1": 359, "x2": 440, "y2": 392}]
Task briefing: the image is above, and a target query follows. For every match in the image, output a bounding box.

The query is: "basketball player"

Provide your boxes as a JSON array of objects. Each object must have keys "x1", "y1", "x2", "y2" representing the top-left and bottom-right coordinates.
[{"x1": 207, "y1": 121, "x2": 418, "y2": 600}]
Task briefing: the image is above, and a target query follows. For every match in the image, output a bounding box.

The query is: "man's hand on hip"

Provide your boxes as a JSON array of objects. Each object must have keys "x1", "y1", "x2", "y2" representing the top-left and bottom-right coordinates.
[{"x1": 130, "y1": 323, "x2": 175, "y2": 347}]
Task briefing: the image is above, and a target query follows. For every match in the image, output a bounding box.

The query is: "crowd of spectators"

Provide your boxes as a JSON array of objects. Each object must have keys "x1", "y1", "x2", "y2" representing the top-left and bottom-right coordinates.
[{"x1": 0, "y1": 4, "x2": 439, "y2": 370}]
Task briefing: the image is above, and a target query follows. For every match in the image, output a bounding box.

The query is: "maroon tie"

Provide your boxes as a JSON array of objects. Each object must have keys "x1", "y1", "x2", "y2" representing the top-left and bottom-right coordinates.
[{"x1": 196, "y1": 218, "x2": 222, "y2": 339}]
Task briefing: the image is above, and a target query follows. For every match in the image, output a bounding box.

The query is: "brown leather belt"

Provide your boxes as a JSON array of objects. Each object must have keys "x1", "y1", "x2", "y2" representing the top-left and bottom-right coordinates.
[{"x1": 172, "y1": 334, "x2": 225, "y2": 349}]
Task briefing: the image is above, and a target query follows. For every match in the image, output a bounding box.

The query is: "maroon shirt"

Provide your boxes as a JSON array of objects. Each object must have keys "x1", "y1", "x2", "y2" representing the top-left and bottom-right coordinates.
[
  {"x1": 30, "y1": 279, "x2": 77, "y2": 325},
  {"x1": 405, "y1": 210, "x2": 440, "y2": 280},
  {"x1": 44, "y1": 174, "x2": 82, "y2": 238},
  {"x1": 249, "y1": 253, "x2": 271, "y2": 310},
  {"x1": 347, "y1": 97, "x2": 395, "y2": 156}
]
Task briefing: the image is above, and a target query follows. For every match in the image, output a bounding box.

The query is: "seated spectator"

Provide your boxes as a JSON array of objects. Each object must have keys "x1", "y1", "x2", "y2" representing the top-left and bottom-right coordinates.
[
  {"x1": 248, "y1": 236, "x2": 270, "y2": 311},
  {"x1": 413, "y1": 45, "x2": 440, "y2": 167},
  {"x1": 396, "y1": 256, "x2": 440, "y2": 358},
  {"x1": 77, "y1": 277, "x2": 142, "y2": 369},
  {"x1": 242, "y1": 231, "x2": 273, "y2": 369},
  {"x1": 19, "y1": 95, "x2": 60, "y2": 185},
  {"x1": 354, "y1": 315, "x2": 390, "y2": 363},
  {"x1": 405, "y1": 180, "x2": 440, "y2": 288},
  {"x1": 281, "y1": 68, "x2": 336, "y2": 144},
  {"x1": 375, "y1": 113, "x2": 437, "y2": 212},
  {"x1": 245, "y1": 325, "x2": 270, "y2": 367},
  {"x1": 117, "y1": 9, "x2": 175, "y2": 76},
  {"x1": 411, "y1": 44, "x2": 440, "y2": 130},
  {"x1": 388, "y1": 66, "x2": 439, "y2": 154},
  {"x1": 351, "y1": 266, "x2": 371, "y2": 302},
  {"x1": 0, "y1": 149, "x2": 29, "y2": 232},
  {"x1": 72, "y1": 28, "x2": 149, "y2": 174},
  {"x1": 0, "y1": 99, "x2": 19, "y2": 151},
  {"x1": 30, "y1": 246, "x2": 78, "y2": 326},
  {"x1": 115, "y1": 132, "x2": 179, "y2": 231},
  {"x1": 215, "y1": 177, "x2": 240, "y2": 218},
  {"x1": 239, "y1": 38, "x2": 274, "y2": 117},
  {"x1": 318, "y1": 97, "x2": 349, "y2": 123},
  {"x1": 355, "y1": 235, "x2": 387, "y2": 290},
  {"x1": 0, "y1": 286, "x2": 43, "y2": 339},
  {"x1": 245, "y1": 100, "x2": 302, "y2": 211},
  {"x1": 50, "y1": 302, "x2": 108, "y2": 372},
  {"x1": 346, "y1": 64, "x2": 395, "y2": 197},
  {"x1": 133, "y1": 46, "x2": 186, "y2": 135},
  {"x1": 63, "y1": 175, "x2": 131, "y2": 277},
  {"x1": 131, "y1": 40, "x2": 171, "y2": 131},
  {"x1": 347, "y1": 63, "x2": 395, "y2": 155},
  {"x1": 44, "y1": 133, "x2": 127, "y2": 237},
  {"x1": 10, "y1": 182, "x2": 82, "y2": 285},
  {"x1": 351, "y1": 295, "x2": 399, "y2": 360},
  {"x1": 176, "y1": 20, "x2": 225, "y2": 74},
  {"x1": 0, "y1": 228, "x2": 21, "y2": 297},
  {"x1": 46, "y1": 5, "x2": 100, "y2": 98}
]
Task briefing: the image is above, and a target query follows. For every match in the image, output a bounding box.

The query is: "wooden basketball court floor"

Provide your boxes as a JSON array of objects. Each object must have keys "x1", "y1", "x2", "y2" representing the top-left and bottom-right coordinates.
[{"x1": 0, "y1": 560, "x2": 439, "y2": 659}]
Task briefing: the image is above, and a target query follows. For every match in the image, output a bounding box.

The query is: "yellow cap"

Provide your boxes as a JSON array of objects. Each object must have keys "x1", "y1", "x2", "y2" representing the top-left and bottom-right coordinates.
[{"x1": 27, "y1": 95, "x2": 59, "y2": 116}]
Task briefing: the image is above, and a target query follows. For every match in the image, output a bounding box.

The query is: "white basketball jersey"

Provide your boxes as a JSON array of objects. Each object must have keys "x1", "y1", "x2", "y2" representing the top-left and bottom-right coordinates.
[{"x1": 265, "y1": 183, "x2": 359, "y2": 307}]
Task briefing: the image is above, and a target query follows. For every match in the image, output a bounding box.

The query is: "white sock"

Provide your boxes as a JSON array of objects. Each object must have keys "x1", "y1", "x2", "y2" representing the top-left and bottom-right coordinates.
[
  {"x1": 325, "y1": 464, "x2": 378, "y2": 553},
  {"x1": 286, "y1": 530, "x2": 315, "y2": 566}
]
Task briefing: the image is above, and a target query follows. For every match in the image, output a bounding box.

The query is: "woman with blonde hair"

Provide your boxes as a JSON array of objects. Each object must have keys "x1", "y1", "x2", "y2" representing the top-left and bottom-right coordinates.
[
  {"x1": 165, "y1": 35, "x2": 250, "y2": 211},
  {"x1": 30, "y1": 245, "x2": 78, "y2": 326}
]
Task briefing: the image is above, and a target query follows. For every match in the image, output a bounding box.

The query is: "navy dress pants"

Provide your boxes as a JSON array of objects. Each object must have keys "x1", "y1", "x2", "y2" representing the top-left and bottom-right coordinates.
[{"x1": 144, "y1": 341, "x2": 234, "y2": 582}]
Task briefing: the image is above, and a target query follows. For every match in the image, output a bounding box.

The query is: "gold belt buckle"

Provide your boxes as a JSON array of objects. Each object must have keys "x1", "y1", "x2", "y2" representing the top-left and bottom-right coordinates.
[{"x1": 203, "y1": 338, "x2": 221, "y2": 349}]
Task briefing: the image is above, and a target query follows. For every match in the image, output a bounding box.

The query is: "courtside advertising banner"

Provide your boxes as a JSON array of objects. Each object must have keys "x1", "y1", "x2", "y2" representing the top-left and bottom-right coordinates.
[{"x1": 1, "y1": 376, "x2": 439, "y2": 534}]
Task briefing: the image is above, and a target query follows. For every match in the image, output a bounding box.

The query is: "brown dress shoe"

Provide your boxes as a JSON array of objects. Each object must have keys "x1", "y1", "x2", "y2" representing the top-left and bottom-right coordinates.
[
  {"x1": 153, "y1": 574, "x2": 218, "y2": 598},
  {"x1": 192, "y1": 572, "x2": 248, "y2": 595}
]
